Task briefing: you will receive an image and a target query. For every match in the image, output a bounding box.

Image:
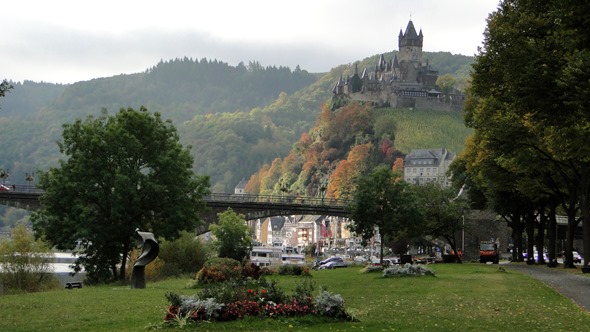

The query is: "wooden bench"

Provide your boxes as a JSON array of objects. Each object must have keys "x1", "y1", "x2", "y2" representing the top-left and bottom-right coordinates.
[{"x1": 65, "y1": 282, "x2": 83, "y2": 289}]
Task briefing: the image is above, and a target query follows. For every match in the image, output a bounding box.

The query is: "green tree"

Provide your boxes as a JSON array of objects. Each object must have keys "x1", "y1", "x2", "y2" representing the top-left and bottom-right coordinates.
[
  {"x1": 0, "y1": 224, "x2": 57, "y2": 293},
  {"x1": 349, "y1": 166, "x2": 421, "y2": 265},
  {"x1": 209, "y1": 208, "x2": 252, "y2": 261},
  {"x1": 0, "y1": 79, "x2": 13, "y2": 108},
  {"x1": 414, "y1": 183, "x2": 467, "y2": 263},
  {"x1": 465, "y1": 0, "x2": 590, "y2": 268},
  {"x1": 435, "y1": 73, "x2": 456, "y2": 102},
  {"x1": 0, "y1": 79, "x2": 13, "y2": 98},
  {"x1": 32, "y1": 107, "x2": 210, "y2": 283}
]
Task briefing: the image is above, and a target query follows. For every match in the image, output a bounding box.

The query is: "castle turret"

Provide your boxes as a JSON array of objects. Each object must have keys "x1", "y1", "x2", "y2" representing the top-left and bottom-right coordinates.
[
  {"x1": 398, "y1": 20, "x2": 423, "y2": 48},
  {"x1": 398, "y1": 20, "x2": 424, "y2": 81}
]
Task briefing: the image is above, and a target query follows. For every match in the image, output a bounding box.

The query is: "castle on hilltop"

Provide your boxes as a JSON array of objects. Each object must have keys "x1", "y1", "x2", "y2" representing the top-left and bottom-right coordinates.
[{"x1": 332, "y1": 20, "x2": 464, "y2": 110}]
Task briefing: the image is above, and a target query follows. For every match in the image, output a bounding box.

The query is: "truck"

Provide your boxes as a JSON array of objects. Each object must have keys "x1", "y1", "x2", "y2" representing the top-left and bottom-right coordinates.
[{"x1": 479, "y1": 241, "x2": 499, "y2": 264}]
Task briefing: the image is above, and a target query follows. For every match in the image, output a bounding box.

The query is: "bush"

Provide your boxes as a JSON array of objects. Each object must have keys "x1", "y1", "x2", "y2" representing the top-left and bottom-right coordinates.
[
  {"x1": 278, "y1": 264, "x2": 310, "y2": 276},
  {"x1": 383, "y1": 263, "x2": 435, "y2": 277},
  {"x1": 315, "y1": 288, "x2": 348, "y2": 319},
  {"x1": 0, "y1": 225, "x2": 61, "y2": 294},
  {"x1": 241, "y1": 262, "x2": 264, "y2": 279},
  {"x1": 195, "y1": 257, "x2": 242, "y2": 284},
  {"x1": 292, "y1": 278, "x2": 315, "y2": 307},
  {"x1": 158, "y1": 231, "x2": 209, "y2": 277},
  {"x1": 360, "y1": 265, "x2": 384, "y2": 273}
]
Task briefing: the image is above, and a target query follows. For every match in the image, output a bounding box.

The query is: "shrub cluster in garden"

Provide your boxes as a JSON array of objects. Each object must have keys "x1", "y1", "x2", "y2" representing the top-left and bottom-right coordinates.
[
  {"x1": 382, "y1": 263, "x2": 435, "y2": 277},
  {"x1": 194, "y1": 257, "x2": 243, "y2": 283},
  {"x1": 277, "y1": 264, "x2": 311, "y2": 276},
  {"x1": 360, "y1": 265, "x2": 384, "y2": 273},
  {"x1": 157, "y1": 231, "x2": 209, "y2": 278},
  {"x1": 193, "y1": 258, "x2": 276, "y2": 286},
  {"x1": 164, "y1": 277, "x2": 355, "y2": 325}
]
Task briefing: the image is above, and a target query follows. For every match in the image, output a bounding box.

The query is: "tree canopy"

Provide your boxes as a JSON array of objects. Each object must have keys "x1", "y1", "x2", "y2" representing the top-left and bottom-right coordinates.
[
  {"x1": 209, "y1": 208, "x2": 252, "y2": 261},
  {"x1": 414, "y1": 183, "x2": 467, "y2": 262},
  {"x1": 458, "y1": 0, "x2": 590, "y2": 267},
  {"x1": 0, "y1": 79, "x2": 13, "y2": 107},
  {"x1": 349, "y1": 166, "x2": 421, "y2": 264},
  {"x1": 32, "y1": 107, "x2": 210, "y2": 282}
]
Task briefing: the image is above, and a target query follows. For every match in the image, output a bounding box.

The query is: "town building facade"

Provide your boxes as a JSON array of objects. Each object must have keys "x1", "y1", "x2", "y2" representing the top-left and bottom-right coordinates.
[{"x1": 403, "y1": 148, "x2": 456, "y2": 187}]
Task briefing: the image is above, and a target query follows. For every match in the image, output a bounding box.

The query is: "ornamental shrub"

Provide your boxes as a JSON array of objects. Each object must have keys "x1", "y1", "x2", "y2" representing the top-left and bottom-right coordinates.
[
  {"x1": 360, "y1": 265, "x2": 383, "y2": 273},
  {"x1": 315, "y1": 288, "x2": 347, "y2": 318},
  {"x1": 195, "y1": 257, "x2": 242, "y2": 284},
  {"x1": 382, "y1": 263, "x2": 435, "y2": 277},
  {"x1": 157, "y1": 231, "x2": 208, "y2": 277},
  {"x1": 278, "y1": 264, "x2": 309, "y2": 276},
  {"x1": 0, "y1": 225, "x2": 61, "y2": 294},
  {"x1": 292, "y1": 278, "x2": 315, "y2": 307}
]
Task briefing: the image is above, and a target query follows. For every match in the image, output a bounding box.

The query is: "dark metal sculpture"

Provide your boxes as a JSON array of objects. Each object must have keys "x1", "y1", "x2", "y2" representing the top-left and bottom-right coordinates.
[{"x1": 130, "y1": 229, "x2": 159, "y2": 289}]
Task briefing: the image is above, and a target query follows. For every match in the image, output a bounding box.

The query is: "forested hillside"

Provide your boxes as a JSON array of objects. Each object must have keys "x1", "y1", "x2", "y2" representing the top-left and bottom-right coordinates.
[
  {"x1": 0, "y1": 51, "x2": 473, "y2": 204},
  {"x1": 244, "y1": 104, "x2": 471, "y2": 199}
]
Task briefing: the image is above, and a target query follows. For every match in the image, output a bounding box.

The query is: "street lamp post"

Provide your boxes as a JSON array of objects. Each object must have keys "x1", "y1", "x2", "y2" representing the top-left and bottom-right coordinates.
[{"x1": 25, "y1": 172, "x2": 35, "y2": 191}]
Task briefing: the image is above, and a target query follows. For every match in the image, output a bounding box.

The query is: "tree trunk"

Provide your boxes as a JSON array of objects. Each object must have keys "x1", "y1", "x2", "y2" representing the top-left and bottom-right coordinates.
[
  {"x1": 579, "y1": 171, "x2": 590, "y2": 269},
  {"x1": 547, "y1": 203, "x2": 557, "y2": 265},
  {"x1": 535, "y1": 206, "x2": 546, "y2": 264},
  {"x1": 564, "y1": 214, "x2": 578, "y2": 269},
  {"x1": 508, "y1": 214, "x2": 525, "y2": 262},
  {"x1": 525, "y1": 212, "x2": 535, "y2": 264},
  {"x1": 119, "y1": 241, "x2": 130, "y2": 281},
  {"x1": 379, "y1": 233, "x2": 385, "y2": 266},
  {"x1": 445, "y1": 235, "x2": 462, "y2": 263}
]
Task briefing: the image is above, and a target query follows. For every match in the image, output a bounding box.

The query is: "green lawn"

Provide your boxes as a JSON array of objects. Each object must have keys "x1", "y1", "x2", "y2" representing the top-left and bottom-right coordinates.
[{"x1": 1, "y1": 264, "x2": 589, "y2": 331}]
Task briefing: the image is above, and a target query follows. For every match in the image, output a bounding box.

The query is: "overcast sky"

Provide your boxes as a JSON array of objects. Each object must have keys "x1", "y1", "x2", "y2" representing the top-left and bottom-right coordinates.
[{"x1": 1, "y1": 0, "x2": 500, "y2": 84}]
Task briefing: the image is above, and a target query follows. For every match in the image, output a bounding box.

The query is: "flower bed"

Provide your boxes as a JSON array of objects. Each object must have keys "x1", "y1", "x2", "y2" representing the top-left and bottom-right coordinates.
[
  {"x1": 164, "y1": 277, "x2": 354, "y2": 325},
  {"x1": 382, "y1": 263, "x2": 435, "y2": 277}
]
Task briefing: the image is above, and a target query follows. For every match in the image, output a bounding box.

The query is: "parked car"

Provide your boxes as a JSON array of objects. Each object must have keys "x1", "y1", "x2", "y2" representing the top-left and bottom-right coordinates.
[
  {"x1": 318, "y1": 260, "x2": 347, "y2": 269},
  {"x1": 382, "y1": 257, "x2": 400, "y2": 266},
  {"x1": 573, "y1": 251, "x2": 583, "y2": 263},
  {"x1": 533, "y1": 251, "x2": 550, "y2": 263},
  {"x1": 319, "y1": 256, "x2": 343, "y2": 266}
]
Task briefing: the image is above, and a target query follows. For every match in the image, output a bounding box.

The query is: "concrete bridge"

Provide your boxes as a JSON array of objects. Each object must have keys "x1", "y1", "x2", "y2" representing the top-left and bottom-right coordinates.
[{"x1": 0, "y1": 187, "x2": 351, "y2": 228}]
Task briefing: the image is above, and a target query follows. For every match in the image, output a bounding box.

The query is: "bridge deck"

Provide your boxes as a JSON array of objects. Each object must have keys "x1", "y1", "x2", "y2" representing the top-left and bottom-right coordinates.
[{"x1": 0, "y1": 190, "x2": 351, "y2": 218}]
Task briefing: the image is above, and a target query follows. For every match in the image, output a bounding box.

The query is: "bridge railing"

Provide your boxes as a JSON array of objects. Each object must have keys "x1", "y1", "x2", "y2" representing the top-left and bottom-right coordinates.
[
  {"x1": 1, "y1": 186, "x2": 351, "y2": 207},
  {"x1": 2, "y1": 184, "x2": 44, "y2": 193},
  {"x1": 205, "y1": 193, "x2": 351, "y2": 207}
]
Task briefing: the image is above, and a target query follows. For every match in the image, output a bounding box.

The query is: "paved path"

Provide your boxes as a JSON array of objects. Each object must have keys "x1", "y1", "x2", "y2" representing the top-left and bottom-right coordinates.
[{"x1": 507, "y1": 263, "x2": 590, "y2": 311}]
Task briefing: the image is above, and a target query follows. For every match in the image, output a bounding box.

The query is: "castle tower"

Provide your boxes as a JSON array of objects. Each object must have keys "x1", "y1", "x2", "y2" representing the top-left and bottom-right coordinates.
[{"x1": 398, "y1": 20, "x2": 424, "y2": 82}]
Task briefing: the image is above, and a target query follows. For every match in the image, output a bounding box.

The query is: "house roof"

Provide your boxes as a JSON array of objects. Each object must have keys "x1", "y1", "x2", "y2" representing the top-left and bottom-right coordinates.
[
  {"x1": 235, "y1": 179, "x2": 248, "y2": 190},
  {"x1": 269, "y1": 216, "x2": 286, "y2": 231},
  {"x1": 404, "y1": 148, "x2": 455, "y2": 167}
]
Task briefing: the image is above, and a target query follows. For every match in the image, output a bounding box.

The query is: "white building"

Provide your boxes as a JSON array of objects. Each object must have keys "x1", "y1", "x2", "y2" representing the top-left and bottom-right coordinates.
[
  {"x1": 404, "y1": 148, "x2": 456, "y2": 187},
  {"x1": 234, "y1": 179, "x2": 248, "y2": 195}
]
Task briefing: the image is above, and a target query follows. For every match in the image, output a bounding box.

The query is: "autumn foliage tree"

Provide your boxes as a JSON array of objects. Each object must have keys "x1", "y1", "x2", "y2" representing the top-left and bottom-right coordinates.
[{"x1": 247, "y1": 101, "x2": 402, "y2": 200}]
